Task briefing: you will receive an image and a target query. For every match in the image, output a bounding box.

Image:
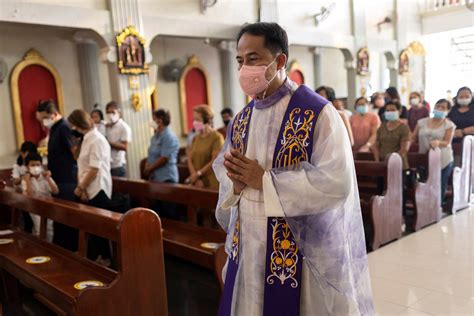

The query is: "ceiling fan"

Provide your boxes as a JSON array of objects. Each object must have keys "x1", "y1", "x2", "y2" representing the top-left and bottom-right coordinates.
[{"x1": 313, "y1": 2, "x2": 336, "y2": 27}]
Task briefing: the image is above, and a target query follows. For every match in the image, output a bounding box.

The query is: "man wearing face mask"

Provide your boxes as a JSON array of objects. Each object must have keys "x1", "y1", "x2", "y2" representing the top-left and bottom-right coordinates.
[
  {"x1": 36, "y1": 100, "x2": 78, "y2": 251},
  {"x1": 213, "y1": 23, "x2": 373, "y2": 316},
  {"x1": 218, "y1": 108, "x2": 234, "y2": 139},
  {"x1": 105, "y1": 101, "x2": 132, "y2": 177},
  {"x1": 447, "y1": 86, "x2": 474, "y2": 143}
]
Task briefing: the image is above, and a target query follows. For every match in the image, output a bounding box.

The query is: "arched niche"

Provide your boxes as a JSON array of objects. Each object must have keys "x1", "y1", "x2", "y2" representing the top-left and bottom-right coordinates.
[
  {"x1": 10, "y1": 49, "x2": 65, "y2": 149},
  {"x1": 288, "y1": 60, "x2": 305, "y2": 86},
  {"x1": 178, "y1": 55, "x2": 211, "y2": 135}
]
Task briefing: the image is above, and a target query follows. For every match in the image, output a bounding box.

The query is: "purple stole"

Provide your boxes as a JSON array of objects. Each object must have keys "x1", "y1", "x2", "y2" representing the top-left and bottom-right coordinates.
[{"x1": 218, "y1": 85, "x2": 327, "y2": 316}]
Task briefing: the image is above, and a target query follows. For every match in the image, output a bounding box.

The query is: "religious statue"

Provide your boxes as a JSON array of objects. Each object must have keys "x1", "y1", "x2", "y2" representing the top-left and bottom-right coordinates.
[{"x1": 116, "y1": 25, "x2": 148, "y2": 74}]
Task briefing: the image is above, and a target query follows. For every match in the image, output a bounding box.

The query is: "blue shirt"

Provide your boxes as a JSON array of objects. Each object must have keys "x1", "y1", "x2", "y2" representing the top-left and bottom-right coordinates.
[
  {"x1": 147, "y1": 127, "x2": 179, "y2": 183},
  {"x1": 48, "y1": 118, "x2": 77, "y2": 184}
]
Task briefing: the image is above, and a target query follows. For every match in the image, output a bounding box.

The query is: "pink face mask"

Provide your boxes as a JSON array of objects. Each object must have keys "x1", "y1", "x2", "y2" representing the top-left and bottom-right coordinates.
[
  {"x1": 193, "y1": 120, "x2": 204, "y2": 132},
  {"x1": 239, "y1": 59, "x2": 279, "y2": 98}
]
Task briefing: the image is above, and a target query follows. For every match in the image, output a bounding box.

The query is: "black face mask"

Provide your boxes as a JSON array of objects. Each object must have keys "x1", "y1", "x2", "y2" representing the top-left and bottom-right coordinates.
[
  {"x1": 71, "y1": 130, "x2": 84, "y2": 138},
  {"x1": 223, "y1": 120, "x2": 231, "y2": 126}
]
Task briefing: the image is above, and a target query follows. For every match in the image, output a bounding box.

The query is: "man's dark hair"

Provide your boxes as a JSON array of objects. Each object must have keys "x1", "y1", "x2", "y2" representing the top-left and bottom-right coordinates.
[
  {"x1": 106, "y1": 101, "x2": 120, "y2": 111},
  {"x1": 221, "y1": 108, "x2": 234, "y2": 116},
  {"x1": 37, "y1": 100, "x2": 58, "y2": 114},
  {"x1": 25, "y1": 152, "x2": 43, "y2": 166},
  {"x1": 315, "y1": 86, "x2": 336, "y2": 102},
  {"x1": 384, "y1": 101, "x2": 401, "y2": 111},
  {"x1": 154, "y1": 109, "x2": 171, "y2": 126},
  {"x1": 385, "y1": 87, "x2": 400, "y2": 101},
  {"x1": 237, "y1": 22, "x2": 289, "y2": 63}
]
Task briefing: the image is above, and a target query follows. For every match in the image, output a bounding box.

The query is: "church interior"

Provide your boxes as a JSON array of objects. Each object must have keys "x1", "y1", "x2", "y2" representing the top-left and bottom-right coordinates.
[{"x1": 0, "y1": 0, "x2": 473, "y2": 315}]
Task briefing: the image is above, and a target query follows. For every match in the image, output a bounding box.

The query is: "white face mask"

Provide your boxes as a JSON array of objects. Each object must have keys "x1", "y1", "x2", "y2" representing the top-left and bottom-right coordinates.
[
  {"x1": 410, "y1": 98, "x2": 420, "y2": 106},
  {"x1": 150, "y1": 121, "x2": 159, "y2": 130},
  {"x1": 42, "y1": 118, "x2": 54, "y2": 128},
  {"x1": 29, "y1": 166, "x2": 43, "y2": 176},
  {"x1": 107, "y1": 112, "x2": 119, "y2": 124},
  {"x1": 458, "y1": 97, "x2": 472, "y2": 107}
]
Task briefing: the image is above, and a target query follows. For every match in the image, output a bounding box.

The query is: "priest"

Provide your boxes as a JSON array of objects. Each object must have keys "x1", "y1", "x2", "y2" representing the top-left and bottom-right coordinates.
[{"x1": 213, "y1": 22, "x2": 374, "y2": 316}]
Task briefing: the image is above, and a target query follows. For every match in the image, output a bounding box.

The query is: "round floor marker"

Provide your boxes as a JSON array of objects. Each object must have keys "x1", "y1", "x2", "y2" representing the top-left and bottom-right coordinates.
[
  {"x1": 0, "y1": 238, "x2": 14, "y2": 245},
  {"x1": 74, "y1": 280, "x2": 104, "y2": 290},
  {"x1": 26, "y1": 256, "x2": 51, "y2": 264},
  {"x1": 200, "y1": 242, "x2": 221, "y2": 250}
]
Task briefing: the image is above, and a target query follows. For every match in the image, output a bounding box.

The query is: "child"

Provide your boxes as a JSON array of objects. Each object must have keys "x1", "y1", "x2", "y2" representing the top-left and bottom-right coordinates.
[
  {"x1": 11, "y1": 141, "x2": 38, "y2": 188},
  {"x1": 22, "y1": 152, "x2": 59, "y2": 242}
]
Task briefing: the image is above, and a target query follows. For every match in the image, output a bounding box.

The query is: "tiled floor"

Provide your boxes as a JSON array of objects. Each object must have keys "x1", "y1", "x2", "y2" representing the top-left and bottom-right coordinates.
[{"x1": 370, "y1": 206, "x2": 474, "y2": 315}]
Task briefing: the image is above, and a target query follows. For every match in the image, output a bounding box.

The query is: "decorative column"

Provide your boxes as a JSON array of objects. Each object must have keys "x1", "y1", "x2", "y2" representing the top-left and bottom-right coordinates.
[
  {"x1": 259, "y1": 0, "x2": 279, "y2": 22},
  {"x1": 311, "y1": 47, "x2": 323, "y2": 89},
  {"x1": 218, "y1": 41, "x2": 245, "y2": 113},
  {"x1": 75, "y1": 35, "x2": 102, "y2": 112},
  {"x1": 106, "y1": 0, "x2": 153, "y2": 179}
]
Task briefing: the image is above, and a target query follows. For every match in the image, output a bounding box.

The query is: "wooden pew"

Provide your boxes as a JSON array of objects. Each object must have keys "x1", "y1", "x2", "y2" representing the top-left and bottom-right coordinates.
[
  {"x1": 406, "y1": 149, "x2": 442, "y2": 230},
  {"x1": 452, "y1": 136, "x2": 472, "y2": 214},
  {"x1": 355, "y1": 154, "x2": 403, "y2": 250},
  {"x1": 0, "y1": 184, "x2": 168, "y2": 316},
  {"x1": 112, "y1": 177, "x2": 225, "y2": 270}
]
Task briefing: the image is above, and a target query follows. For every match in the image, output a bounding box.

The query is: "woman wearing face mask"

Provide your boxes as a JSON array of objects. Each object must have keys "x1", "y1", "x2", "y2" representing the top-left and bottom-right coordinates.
[
  {"x1": 350, "y1": 97, "x2": 381, "y2": 152},
  {"x1": 379, "y1": 87, "x2": 409, "y2": 124},
  {"x1": 370, "y1": 92, "x2": 385, "y2": 114},
  {"x1": 411, "y1": 99, "x2": 455, "y2": 205},
  {"x1": 67, "y1": 109, "x2": 113, "y2": 266},
  {"x1": 186, "y1": 105, "x2": 224, "y2": 189},
  {"x1": 373, "y1": 102, "x2": 411, "y2": 170},
  {"x1": 144, "y1": 109, "x2": 180, "y2": 183},
  {"x1": 447, "y1": 86, "x2": 474, "y2": 143},
  {"x1": 407, "y1": 91, "x2": 430, "y2": 131}
]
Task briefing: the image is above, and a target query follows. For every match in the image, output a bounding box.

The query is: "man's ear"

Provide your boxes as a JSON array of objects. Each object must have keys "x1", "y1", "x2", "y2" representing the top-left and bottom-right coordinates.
[{"x1": 277, "y1": 54, "x2": 287, "y2": 70}]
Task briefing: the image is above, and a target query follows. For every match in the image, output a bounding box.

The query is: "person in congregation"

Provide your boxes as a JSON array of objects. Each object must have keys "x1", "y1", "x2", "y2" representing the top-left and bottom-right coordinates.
[
  {"x1": 350, "y1": 97, "x2": 381, "y2": 152},
  {"x1": 407, "y1": 91, "x2": 430, "y2": 131},
  {"x1": 373, "y1": 101, "x2": 411, "y2": 170},
  {"x1": 214, "y1": 22, "x2": 373, "y2": 315},
  {"x1": 411, "y1": 99, "x2": 455, "y2": 205},
  {"x1": 105, "y1": 101, "x2": 132, "y2": 177},
  {"x1": 11, "y1": 141, "x2": 38, "y2": 188},
  {"x1": 218, "y1": 107, "x2": 234, "y2": 139},
  {"x1": 67, "y1": 109, "x2": 113, "y2": 266},
  {"x1": 21, "y1": 152, "x2": 57, "y2": 242},
  {"x1": 90, "y1": 106, "x2": 106, "y2": 136},
  {"x1": 379, "y1": 87, "x2": 408, "y2": 124},
  {"x1": 316, "y1": 86, "x2": 355, "y2": 145},
  {"x1": 144, "y1": 109, "x2": 180, "y2": 183},
  {"x1": 36, "y1": 100, "x2": 78, "y2": 251},
  {"x1": 447, "y1": 86, "x2": 474, "y2": 143},
  {"x1": 370, "y1": 92, "x2": 386, "y2": 114},
  {"x1": 185, "y1": 105, "x2": 224, "y2": 190}
]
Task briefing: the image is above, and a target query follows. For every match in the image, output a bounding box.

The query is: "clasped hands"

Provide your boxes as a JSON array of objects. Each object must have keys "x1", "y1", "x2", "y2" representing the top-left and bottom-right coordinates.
[{"x1": 224, "y1": 149, "x2": 265, "y2": 194}]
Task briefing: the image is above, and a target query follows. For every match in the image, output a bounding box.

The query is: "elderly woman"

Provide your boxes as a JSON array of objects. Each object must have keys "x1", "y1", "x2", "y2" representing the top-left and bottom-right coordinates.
[
  {"x1": 186, "y1": 105, "x2": 224, "y2": 190},
  {"x1": 407, "y1": 91, "x2": 430, "y2": 131},
  {"x1": 448, "y1": 86, "x2": 474, "y2": 143},
  {"x1": 411, "y1": 99, "x2": 455, "y2": 204},
  {"x1": 67, "y1": 109, "x2": 112, "y2": 266}
]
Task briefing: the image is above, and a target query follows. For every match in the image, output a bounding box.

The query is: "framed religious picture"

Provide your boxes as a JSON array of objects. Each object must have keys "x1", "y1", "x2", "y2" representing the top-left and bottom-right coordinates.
[
  {"x1": 356, "y1": 48, "x2": 370, "y2": 75},
  {"x1": 116, "y1": 25, "x2": 149, "y2": 75},
  {"x1": 399, "y1": 49, "x2": 409, "y2": 75}
]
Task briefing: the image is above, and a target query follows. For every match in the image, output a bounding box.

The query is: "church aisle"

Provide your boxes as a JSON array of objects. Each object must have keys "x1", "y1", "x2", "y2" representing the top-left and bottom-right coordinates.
[{"x1": 369, "y1": 206, "x2": 474, "y2": 315}]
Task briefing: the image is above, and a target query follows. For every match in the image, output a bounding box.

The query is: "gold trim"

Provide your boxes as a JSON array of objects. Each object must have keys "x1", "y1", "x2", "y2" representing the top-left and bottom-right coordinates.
[
  {"x1": 178, "y1": 55, "x2": 212, "y2": 135},
  {"x1": 407, "y1": 41, "x2": 426, "y2": 56},
  {"x1": 116, "y1": 25, "x2": 149, "y2": 75},
  {"x1": 288, "y1": 60, "x2": 305, "y2": 84},
  {"x1": 150, "y1": 86, "x2": 159, "y2": 111},
  {"x1": 356, "y1": 47, "x2": 370, "y2": 76},
  {"x1": 10, "y1": 49, "x2": 65, "y2": 149}
]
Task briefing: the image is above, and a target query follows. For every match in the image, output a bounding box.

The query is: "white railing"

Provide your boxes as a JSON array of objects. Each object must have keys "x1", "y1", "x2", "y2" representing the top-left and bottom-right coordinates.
[{"x1": 423, "y1": 0, "x2": 472, "y2": 12}]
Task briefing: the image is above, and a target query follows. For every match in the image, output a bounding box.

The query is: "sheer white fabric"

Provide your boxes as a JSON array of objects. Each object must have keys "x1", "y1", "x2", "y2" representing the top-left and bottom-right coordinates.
[{"x1": 213, "y1": 89, "x2": 374, "y2": 315}]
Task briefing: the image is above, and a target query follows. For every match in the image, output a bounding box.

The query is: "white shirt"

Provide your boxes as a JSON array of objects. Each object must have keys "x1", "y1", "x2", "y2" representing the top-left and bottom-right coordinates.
[
  {"x1": 78, "y1": 128, "x2": 112, "y2": 199},
  {"x1": 21, "y1": 174, "x2": 52, "y2": 197},
  {"x1": 106, "y1": 119, "x2": 132, "y2": 169},
  {"x1": 12, "y1": 164, "x2": 27, "y2": 179}
]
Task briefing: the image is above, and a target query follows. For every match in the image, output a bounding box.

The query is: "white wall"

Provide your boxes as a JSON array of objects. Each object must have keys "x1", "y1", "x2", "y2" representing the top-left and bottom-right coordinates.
[
  {"x1": 319, "y1": 47, "x2": 348, "y2": 98},
  {"x1": 150, "y1": 36, "x2": 226, "y2": 139},
  {"x1": 139, "y1": 0, "x2": 258, "y2": 26},
  {"x1": 0, "y1": 24, "x2": 84, "y2": 168},
  {"x1": 14, "y1": 0, "x2": 107, "y2": 10},
  {"x1": 365, "y1": 0, "x2": 394, "y2": 40},
  {"x1": 288, "y1": 45, "x2": 315, "y2": 90}
]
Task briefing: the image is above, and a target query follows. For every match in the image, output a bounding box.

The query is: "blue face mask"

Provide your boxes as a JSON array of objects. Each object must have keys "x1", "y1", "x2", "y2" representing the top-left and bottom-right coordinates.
[
  {"x1": 356, "y1": 105, "x2": 368, "y2": 115},
  {"x1": 384, "y1": 111, "x2": 399, "y2": 121},
  {"x1": 433, "y1": 110, "x2": 447, "y2": 119}
]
